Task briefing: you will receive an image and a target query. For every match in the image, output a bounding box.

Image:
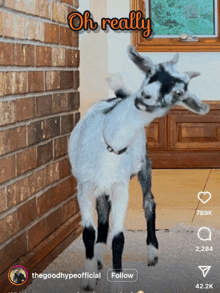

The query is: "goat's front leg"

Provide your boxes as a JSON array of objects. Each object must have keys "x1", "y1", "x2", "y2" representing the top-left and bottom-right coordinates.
[
  {"x1": 138, "y1": 156, "x2": 158, "y2": 266},
  {"x1": 111, "y1": 182, "x2": 129, "y2": 271},
  {"x1": 77, "y1": 182, "x2": 97, "y2": 291}
]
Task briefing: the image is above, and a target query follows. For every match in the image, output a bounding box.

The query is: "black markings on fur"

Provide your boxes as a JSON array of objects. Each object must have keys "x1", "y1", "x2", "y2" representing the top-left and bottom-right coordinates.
[
  {"x1": 112, "y1": 232, "x2": 124, "y2": 271},
  {"x1": 115, "y1": 89, "x2": 129, "y2": 99},
  {"x1": 138, "y1": 155, "x2": 152, "y2": 196},
  {"x1": 82, "y1": 226, "x2": 96, "y2": 259},
  {"x1": 96, "y1": 195, "x2": 111, "y2": 244},
  {"x1": 103, "y1": 89, "x2": 129, "y2": 114},
  {"x1": 149, "y1": 64, "x2": 187, "y2": 99},
  {"x1": 138, "y1": 155, "x2": 158, "y2": 249},
  {"x1": 103, "y1": 100, "x2": 122, "y2": 114},
  {"x1": 146, "y1": 202, "x2": 158, "y2": 249}
]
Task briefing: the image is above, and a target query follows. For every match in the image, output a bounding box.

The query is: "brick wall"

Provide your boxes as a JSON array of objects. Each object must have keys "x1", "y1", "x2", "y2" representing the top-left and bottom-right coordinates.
[{"x1": 0, "y1": 0, "x2": 81, "y2": 288}]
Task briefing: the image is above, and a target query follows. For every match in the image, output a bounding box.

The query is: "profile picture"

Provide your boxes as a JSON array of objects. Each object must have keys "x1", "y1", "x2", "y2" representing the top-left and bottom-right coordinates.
[{"x1": 8, "y1": 265, "x2": 28, "y2": 286}]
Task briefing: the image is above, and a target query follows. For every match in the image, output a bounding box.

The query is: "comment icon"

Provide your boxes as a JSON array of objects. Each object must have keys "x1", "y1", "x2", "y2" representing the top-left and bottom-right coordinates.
[{"x1": 197, "y1": 227, "x2": 212, "y2": 241}]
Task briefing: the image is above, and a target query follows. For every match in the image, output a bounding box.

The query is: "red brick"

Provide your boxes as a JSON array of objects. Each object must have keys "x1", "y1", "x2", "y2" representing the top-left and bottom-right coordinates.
[
  {"x1": 52, "y1": 1, "x2": 67, "y2": 24},
  {"x1": 44, "y1": 23, "x2": 59, "y2": 44},
  {"x1": 66, "y1": 49, "x2": 79, "y2": 68},
  {"x1": 36, "y1": 46, "x2": 52, "y2": 67},
  {"x1": 52, "y1": 47, "x2": 65, "y2": 67},
  {"x1": 37, "y1": 140, "x2": 53, "y2": 166},
  {"x1": 15, "y1": 0, "x2": 35, "y2": 14},
  {"x1": 67, "y1": 92, "x2": 80, "y2": 111},
  {"x1": 73, "y1": 31, "x2": 79, "y2": 47},
  {"x1": 54, "y1": 135, "x2": 68, "y2": 158},
  {"x1": 59, "y1": 158, "x2": 71, "y2": 179},
  {"x1": 36, "y1": 95, "x2": 52, "y2": 117},
  {"x1": 62, "y1": 197, "x2": 78, "y2": 223},
  {"x1": 75, "y1": 112, "x2": 80, "y2": 124},
  {"x1": 28, "y1": 117, "x2": 60, "y2": 145},
  {"x1": 27, "y1": 218, "x2": 47, "y2": 250},
  {"x1": 15, "y1": 97, "x2": 35, "y2": 122},
  {"x1": 73, "y1": 0, "x2": 79, "y2": 8},
  {"x1": 37, "y1": 188, "x2": 53, "y2": 217},
  {"x1": 0, "y1": 101, "x2": 16, "y2": 126},
  {"x1": 28, "y1": 71, "x2": 44, "y2": 93},
  {"x1": 60, "y1": 26, "x2": 73, "y2": 46},
  {"x1": 28, "y1": 120, "x2": 44, "y2": 145},
  {"x1": 52, "y1": 93, "x2": 67, "y2": 113},
  {"x1": 45, "y1": 71, "x2": 60, "y2": 91},
  {"x1": 0, "y1": 72, "x2": 3, "y2": 96},
  {"x1": 45, "y1": 117, "x2": 60, "y2": 139},
  {"x1": 3, "y1": 12, "x2": 25, "y2": 40},
  {"x1": 61, "y1": 0, "x2": 72, "y2": 4},
  {"x1": 24, "y1": 19, "x2": 44, "y2": 42},
  {"x1": 0, "y1": 211, "x2": 19, "y2": 244},
  {"x1": 35, "y1": 0, "x2": 50, "y2": 19},
  {"x1": 0, "y1": 42, "x2": 14, "y2": 66},
  {"x1": 0, "y1": 155, "x2": 16, "y2": 184},
  {"x1": 15, "y1": 44, "x2": 34, "y2": 66},
  {"x1": 46, "y1": 207, "x2": 62, "y2": 235},
  {"x1": 7, "y1": 177, "x2": 30, "y2": 208},
  {"x1": 46, "y1": 162, "x2": 59, "y2": 185},
  {"x1": 60, "y1": 71, "x2": 74, "y2": 89},
  {"x1": 28, "y1": 168, "x2": 47, "y2": 196},
  {"x1": 0, "y1": 232, "x2": 27, "y2": 275},
  {"x1": 0, "y1": 126, "x2": 26, "y2": 156},
  {"x1": 18, "y1": 198, "x2": 37, "y2": 230},
  {"x1": 59, "y1": 176, "x2": 77, "y2": 199},
  {"x1": 16, "y1": 147, "x2": 37, "y2": 176},
  {"x1": 61, "y1": 114, "x2": 74, "y2": 134},
  {"x1": 3, "y1": 0, "x2": 16, "y2": 10},
  {"x1": 73, "y1": 70, "x2": 79, "y2": 89},
  {"x1": 4, "y1": 71, "x2": 27, "y2": 95},
  {"x1": 0, "y1": 188, "x2": 7, "y2": 213},
  {"x1": 52, "y1": 177, "x2": 76, "y2": 206},
  {"x1": 0, "y1": 12, "x2": 2, "y2": 36}
]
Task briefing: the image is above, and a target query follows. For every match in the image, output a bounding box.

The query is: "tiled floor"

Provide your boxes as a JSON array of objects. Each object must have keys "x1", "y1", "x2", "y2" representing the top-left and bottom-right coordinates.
[{"x1": 126, "y1": 169, "x2": 220, "y2": 230}]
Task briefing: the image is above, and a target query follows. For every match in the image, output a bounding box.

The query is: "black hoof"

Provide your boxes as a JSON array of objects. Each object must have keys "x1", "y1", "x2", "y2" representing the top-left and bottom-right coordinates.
[
  {"x1": 97, "y1": 260, "x2": 103, "y2": 270},
  {"x1": 148, "y1": 256, "x2": 158, "y2": 266},
  {"x1": 83, "y1": 285, "x2": 93, "y2": 291}
]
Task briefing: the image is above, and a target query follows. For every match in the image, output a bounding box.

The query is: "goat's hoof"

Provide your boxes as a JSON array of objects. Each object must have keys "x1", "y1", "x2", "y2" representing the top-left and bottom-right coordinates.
[
  {"x1": 148, "y1": 256, "x2": 158, "y2": 266},
  {"x1": 82, "y1": 285, "x2": 93, "y2": 291},
  {"x1": 97, "y1": 260, "x2": 103, "y2": 270}
]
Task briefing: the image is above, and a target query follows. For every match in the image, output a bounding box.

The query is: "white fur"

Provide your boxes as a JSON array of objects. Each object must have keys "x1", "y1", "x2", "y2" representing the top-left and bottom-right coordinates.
[
  {"x1": 82, "y1": 258, "x2": 97, "y2": 290},
  {"x1": 148, "y1": 244, "x2": 158, "y2": 265},
  {"x1": 94, "y1": 243, "x2": 106, "y2": 267}
]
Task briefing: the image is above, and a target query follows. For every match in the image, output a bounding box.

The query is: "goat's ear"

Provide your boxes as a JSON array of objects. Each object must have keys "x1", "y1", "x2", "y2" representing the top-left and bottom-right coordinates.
[
  {"x1": 127, "y1": 45, "x2": 154, "y2": 75},
  {"x1": 185, "y1": 71, "x2": 201, "y2": 79},
  {"x1": 179, "y1": 92, "x2": 209, "y2": 115}
]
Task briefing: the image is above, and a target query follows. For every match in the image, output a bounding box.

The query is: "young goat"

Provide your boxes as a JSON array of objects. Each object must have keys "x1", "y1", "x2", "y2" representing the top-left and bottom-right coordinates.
[{"x1": 68, "y1": 45, "x2": 209, "y2": 291}]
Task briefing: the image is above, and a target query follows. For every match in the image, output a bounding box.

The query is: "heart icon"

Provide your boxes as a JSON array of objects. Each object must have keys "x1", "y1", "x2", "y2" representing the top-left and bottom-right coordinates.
[{"x1": 198, "y1": 191, "x2": 211, "y2": 204}]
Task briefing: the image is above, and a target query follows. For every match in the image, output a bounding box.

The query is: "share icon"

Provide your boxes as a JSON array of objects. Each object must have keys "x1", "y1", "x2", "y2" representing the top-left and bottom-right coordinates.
[{"x1": 198, "y1": 266, "x2": 211, "y2": 278}]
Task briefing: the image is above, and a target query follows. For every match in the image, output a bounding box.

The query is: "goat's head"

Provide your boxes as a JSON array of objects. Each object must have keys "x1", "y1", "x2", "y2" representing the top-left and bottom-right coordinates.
[{"x1": 128, "y1": 45, "x2": 209, "y2": 117}]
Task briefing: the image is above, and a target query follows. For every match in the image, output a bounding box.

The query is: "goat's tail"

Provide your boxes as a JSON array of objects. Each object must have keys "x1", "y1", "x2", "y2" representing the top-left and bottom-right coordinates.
[{"x1": 106, "y1": 74, "x2": 132, "y2": 99}]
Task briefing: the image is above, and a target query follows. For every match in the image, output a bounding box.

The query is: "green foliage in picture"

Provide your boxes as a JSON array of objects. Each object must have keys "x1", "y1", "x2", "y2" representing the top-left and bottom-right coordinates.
[{"x1": 150, "y1": 0, "x2": 215, "y2": 36}]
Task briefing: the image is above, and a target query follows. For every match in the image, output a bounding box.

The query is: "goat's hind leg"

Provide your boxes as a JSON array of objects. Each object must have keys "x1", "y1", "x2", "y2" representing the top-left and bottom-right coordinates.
[
  {"x1": 95, "y1": 194, "x2": 111, "y2": 270},
  {"x1": 77, "y1": 182, "x2": 97, "y2": 291},
  {"x1": 138, "y1": 156, "x2": 158, "y2": 266}
]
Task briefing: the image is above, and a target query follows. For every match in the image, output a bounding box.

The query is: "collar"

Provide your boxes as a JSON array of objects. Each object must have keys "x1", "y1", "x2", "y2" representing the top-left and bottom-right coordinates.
[{"x1": 103, "y1": 134, "x2": 127, "y2": 155}]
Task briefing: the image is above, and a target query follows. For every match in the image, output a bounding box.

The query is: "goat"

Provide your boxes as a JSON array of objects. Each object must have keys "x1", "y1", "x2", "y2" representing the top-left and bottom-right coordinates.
[{"x1": 68, "y1": 45, "x2": 209, "y2": 291}]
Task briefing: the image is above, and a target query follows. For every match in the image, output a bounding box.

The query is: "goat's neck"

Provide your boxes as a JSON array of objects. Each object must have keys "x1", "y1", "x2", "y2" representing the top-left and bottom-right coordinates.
[{"x1": 103, "y1": 94, "x2": 156, "y2": 151}]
